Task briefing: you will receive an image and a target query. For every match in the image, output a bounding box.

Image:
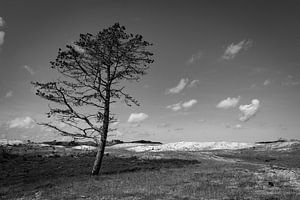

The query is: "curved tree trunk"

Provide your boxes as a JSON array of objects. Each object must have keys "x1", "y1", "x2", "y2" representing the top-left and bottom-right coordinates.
[
  {"x1": 91, "y1": 103, "x2": 109, "y2": 175},
  {"x1": 91, "y1": 66, "x2": 111, "y2": 176},
  {"x1": 91, "y1": 134, "x2": 107, "y2": 175}
]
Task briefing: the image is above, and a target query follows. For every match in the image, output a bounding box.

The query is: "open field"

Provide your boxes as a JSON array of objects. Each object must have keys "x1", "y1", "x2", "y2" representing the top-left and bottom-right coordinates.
[{"x1": 1, "y1": 141, "x2": 300, "y2": 200}]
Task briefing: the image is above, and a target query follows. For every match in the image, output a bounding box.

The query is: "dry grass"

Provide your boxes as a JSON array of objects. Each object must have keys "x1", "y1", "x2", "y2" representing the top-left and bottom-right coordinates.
[
  {"x1": 214, "y1": 147, "x2": 300, "y2": 169},
  {"x1": 0, "y1": 145, "x2": 299, "y2": 200}
]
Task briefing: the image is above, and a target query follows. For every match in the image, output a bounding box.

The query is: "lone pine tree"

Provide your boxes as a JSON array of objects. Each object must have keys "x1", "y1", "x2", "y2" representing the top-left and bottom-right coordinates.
[{"x1": 32, "y1": 23, "x2": 154, "y2": 175}]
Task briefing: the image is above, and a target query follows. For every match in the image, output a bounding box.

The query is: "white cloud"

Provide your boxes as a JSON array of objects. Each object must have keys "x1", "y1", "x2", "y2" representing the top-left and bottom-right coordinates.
[
  {"x1": 166, "y1": 102, "x2": 182, "y2": 111},
  {"x1": 263, "y1": 79, "x2": 271, "y2": 86},
  {"x1": 128, "y1": 113, "x2": 148, "y2": 123},
  {"x1": 167, "y1": 78, "x2": 189, "y2": 94},
  {"x1": 167, "y1": 99, "x2": 197, "y2": 111},
  {"x1": 239, "y1": 99, "x2": 260, "y2": 122},
  {"x1": 182, "y1": 99, "x2": 197, "y2": 108},
  {"x1": 0, "y1": 31, "x2": 5, "y2": 46},
  {"x1": 4, "y1": 90, "x2": 13, "y2": 98},
  {"x1": 222, "y1": 39, "x2": 253, "y2": 60},
  {"x1": 234, "y1": 124, "x2": 243, "y2": 129},
  {"x1": 188, "y1": 80, "x2": 200, "y2": 88},
  {"x1": 216, "y1": 96, "x2": 240, "y2": 109},
  {"x1": 7, "y1": 116, "x2": 35, "y2": 129},
  {"x1": 187, "y1": 51, "x2": 203, "y2": 65},
  {"x1": 224, "y1": 123, "x2": 243, "y2": 129},
  {"x1": 23, "y1": 65, "x2": 35, "y2": 75},
  {"x1": 0, "y1": 17, "x2": 5, "y2": 27}
]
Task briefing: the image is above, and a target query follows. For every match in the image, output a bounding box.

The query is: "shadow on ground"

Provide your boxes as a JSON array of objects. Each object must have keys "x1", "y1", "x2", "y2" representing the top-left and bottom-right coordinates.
[{"x1": 0, "y1": 152, "x2": 199, "y2": 198}]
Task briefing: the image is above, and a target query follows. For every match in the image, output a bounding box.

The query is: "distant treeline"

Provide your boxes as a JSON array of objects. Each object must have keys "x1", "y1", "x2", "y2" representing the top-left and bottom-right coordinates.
[
  {"x1": 256, "y1": 138, "x2": 300, "y2": 144},
  {"x1": 42, "y1": 139, "x2": 162, "y2": 147}
]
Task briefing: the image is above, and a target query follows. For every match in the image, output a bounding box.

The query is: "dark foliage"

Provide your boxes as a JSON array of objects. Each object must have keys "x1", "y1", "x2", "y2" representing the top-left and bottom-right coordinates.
[
  {"x1": 32, "y1": 23, "x2": 154, "y2": 142},
  {"x1": 129, "y1": 140, "x2": 162, "y2": 144},
  {"x1": 32, "y1": 23, "x2": 154, "y2": 175}
]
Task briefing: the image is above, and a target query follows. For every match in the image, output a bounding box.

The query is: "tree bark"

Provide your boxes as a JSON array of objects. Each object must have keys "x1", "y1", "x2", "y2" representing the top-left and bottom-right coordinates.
[
  {"x1": 91, "y1": 135, "x2": 107, "y2": 175},
  {"x1": 91, "y1": 104, "x2": 109, "y2": 175},
  {"x1": 91, "y1": 66, "x2": 111, "y2": 176}
]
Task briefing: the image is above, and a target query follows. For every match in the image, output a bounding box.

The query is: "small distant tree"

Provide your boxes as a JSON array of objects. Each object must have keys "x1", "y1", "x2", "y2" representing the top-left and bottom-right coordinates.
[{"x1": 32, "y1": 23, "x2": 154, "y2": 175}]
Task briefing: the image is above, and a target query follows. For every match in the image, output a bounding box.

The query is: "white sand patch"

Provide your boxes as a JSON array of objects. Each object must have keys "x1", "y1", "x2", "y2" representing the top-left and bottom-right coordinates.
[
  {"x1": 52, "y1": 145, "x2": 65, "y2": 148},
  {"x1": 0, "y1": 139, "x2": 24, "y2": 146},
  {"x1": 108, "y1": 143, "x2": 149, "y2": 149},
  {"x1": 114, "y1": 141, "x2": 255, "y2": 152},
  {"x1": 37, "y1": 143, "x2": 51, "y2": 147},
  {"x1": 72, "y1": 145, "x2": 97, "y2": 151}
]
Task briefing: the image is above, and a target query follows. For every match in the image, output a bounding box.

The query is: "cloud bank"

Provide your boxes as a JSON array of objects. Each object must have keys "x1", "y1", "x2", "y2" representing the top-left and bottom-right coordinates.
[
  {"x1": 128, "y1": 113, "x2": 148, "y2": 123},
  {"x1": 167, "y1": 78, "x2": 188, "y2": 94},
  {"x1": 7, "y1": 116, "x2": 35, "y2": 129},
  {"x1": 166, "y1": 102, "x2": 182, "y2": 111},
  {"x1": 182, "y1": 99, "x2": 197, "y2": 108},
  {"x1": 222, "y1": 39, "x2": 252, "y2": 60},
  {"x1": 216, "y1": 96, "x2": 240, "y2": 109},
  {"x1": 239, "y1": 99, "x2": 260, "y2": 122},
  {"x1": 167, "y1": 99, "x2": 197, "y2": 111}
]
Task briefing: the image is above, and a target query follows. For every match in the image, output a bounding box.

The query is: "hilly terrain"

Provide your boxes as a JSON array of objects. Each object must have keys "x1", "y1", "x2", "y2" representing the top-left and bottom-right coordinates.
[{"x1": 1, "y1": 139, "x2": 299, "y2": 200}]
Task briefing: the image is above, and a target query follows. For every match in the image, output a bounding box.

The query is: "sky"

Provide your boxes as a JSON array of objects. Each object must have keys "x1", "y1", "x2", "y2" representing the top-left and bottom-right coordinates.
[{"x1": 0, "y1": 0, "x2": 299, "y2": 143}]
